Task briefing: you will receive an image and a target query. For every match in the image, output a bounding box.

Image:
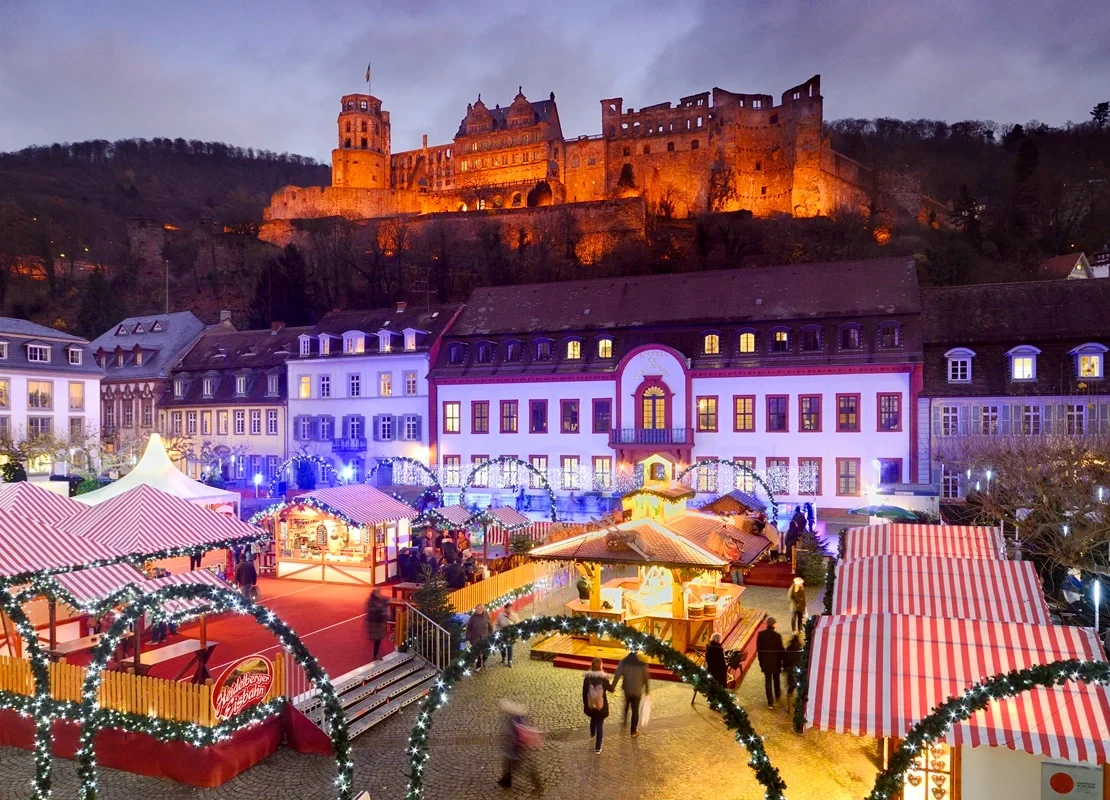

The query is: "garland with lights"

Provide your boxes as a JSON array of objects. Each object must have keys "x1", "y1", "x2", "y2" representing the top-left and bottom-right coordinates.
[
  {"x1": 674, "y1": 459, "x2": 779, "y2": 521},
  {"x1": 72, "y1": 582, "x2": 354, "y2": 800},
  {"x1": 248, "y1": 495, "x2": 367, "y2": 529},
  {"x1": 366, "y1": 457, "x2": 443, "y2": 494},
  {"x1": 458, "y1": 456, "x2": 559, "y2": 522},
  {"x1": 866, "y1": 658, "x2": 1110, "y2": 800},
  {"x1": 267, "y1": 452, "x2": 335, "y2": 497},
  {"x1": 791, "y1": 614, "x2": 819, "y2": 734},
  {"x1": 822, "y1": 552, "x2": 837, "y2": 616},
  {"x1": 403, "y1": 615, "x2": 785, "y2": 800}
]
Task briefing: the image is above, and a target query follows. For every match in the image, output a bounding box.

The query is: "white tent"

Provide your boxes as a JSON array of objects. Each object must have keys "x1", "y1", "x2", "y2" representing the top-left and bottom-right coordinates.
[{"x1": 77, "y1": 433, "x2": 240, "y2": 513}]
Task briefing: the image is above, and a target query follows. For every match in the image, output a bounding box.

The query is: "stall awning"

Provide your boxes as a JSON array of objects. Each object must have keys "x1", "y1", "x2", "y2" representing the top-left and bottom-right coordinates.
[
  {"x1": 145, "y1": 568, "x2": 230, "y2": 614},
  {"x1": 0, "y1": 509, "x2": 121, "y2": 580},
  {"x1": 53, "y1": 563, "x2": 147, "y2": 606},
  {"x1": 806, "y1": 614, "x2": 1110, "y2": 764},
  {"x1": 429, "y1": 505, "x2": 472, "y2": 527},
  {"x1": 832, "y1": 556, "x2": 1051, "y2": 624},
  {"x1": 0, "y1": 482, "x2": 86, "y2": 525},
  {"x1": 471, "y1": 506, "x2": 530, "y2": 530},
  {"x1": 841, "y1": 524, "x2": 1004, "y2": 561},
  {"x1": 300, "y1": 484, "x2": 417, "y2": 527},
  {"x1": 58, "y1": 484, "x2": 259, "y2": 553},
  {"x1": 529, "y1": 519, "x2": 729, "y2": 570}
]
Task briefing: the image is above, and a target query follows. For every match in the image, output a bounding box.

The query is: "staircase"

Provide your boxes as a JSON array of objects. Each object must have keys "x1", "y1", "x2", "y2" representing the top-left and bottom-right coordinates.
[{"x1": 296, "y1": 651, "x2": 438, "y2": 739}]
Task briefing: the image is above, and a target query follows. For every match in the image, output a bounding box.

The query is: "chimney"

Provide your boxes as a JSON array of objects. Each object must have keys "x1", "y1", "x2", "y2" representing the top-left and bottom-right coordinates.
[
  {"x1": 422, "y1": 134, "x2": 428, "y2": 149},
  {"x1": 270, "y1": 321, "x2": 285, "y2": 333},
  {"x1": 395, "y1": 301, "x2": 407, "y2": 313}
]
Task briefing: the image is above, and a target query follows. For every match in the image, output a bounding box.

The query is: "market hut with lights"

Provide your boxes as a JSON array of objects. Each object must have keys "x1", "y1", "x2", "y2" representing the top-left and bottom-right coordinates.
[{"x1": 252, "y1": 483, "x2": 416, "y2": 585}]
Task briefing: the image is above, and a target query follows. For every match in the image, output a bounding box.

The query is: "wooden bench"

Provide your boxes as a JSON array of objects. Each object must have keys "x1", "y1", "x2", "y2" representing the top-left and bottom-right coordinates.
[
  {"x1": 47, "y1": 631, "x2": 134, "y2": 662},
  {"x1": 134, "y1": 639, "x2": 220, "y2": 684}
]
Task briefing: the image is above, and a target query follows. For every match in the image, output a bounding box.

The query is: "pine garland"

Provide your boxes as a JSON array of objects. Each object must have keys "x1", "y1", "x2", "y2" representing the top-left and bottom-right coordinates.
[
  {"x1": 792, "y1": 614, "x2": 820, "y2": 733},
  {"x1": 403, "y1": 615, "x2": 787, "y2": 800}
]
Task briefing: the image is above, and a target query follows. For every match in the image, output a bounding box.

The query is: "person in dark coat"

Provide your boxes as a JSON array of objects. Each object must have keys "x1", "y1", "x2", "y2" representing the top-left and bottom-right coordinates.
[
  {"x1": 234, "y1": 556, "x2": 258, "y2": 601},
  {"x1": 441, "y1": 534, "x2": 458, "y2": 563},
  {"x1": 582, "y1": 657, "x2": 614, "y2": 753},
  {"x1": 466, "y1": 604, "x2": 493, "y2": 670},
  {"x1": 705, "y1": 632, "x2": 728, "y2": 688},
  {"x1": 365, "y1": 587, "x2": 390, "y2": 661},
  {"x1": 782, "y1": 634, "x2": 804, "y2": 712},
  {"x1": 756, "y1": 617, "x2": 786, "y2": 708},
  {"x1": 612, "y1": 650, "x2": 650, "y2": 736},
  {"x1": 445, "y1": 559, "x2": 466, "y2": 589}
]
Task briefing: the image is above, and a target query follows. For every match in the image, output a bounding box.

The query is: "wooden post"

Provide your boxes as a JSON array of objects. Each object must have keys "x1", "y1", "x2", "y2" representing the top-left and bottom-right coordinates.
[
  {"x1": 588, "y1": 563, "x2": 601, "y2": 611},
  {"x1": 134, "y1": 617, "x2": 144, "y2": 672},
  {"x1": 48, "y1": 600, "x2": 57, "y2": 651},
  {"x1": 670, "y1": 570, "x2": 686, "y2": 619},
  {"x1": 199, "y1": 615, "x2": 208, "y2": 648},
  {"x1": 394, "y1": 604, "x2": 407, "y2": 648}
]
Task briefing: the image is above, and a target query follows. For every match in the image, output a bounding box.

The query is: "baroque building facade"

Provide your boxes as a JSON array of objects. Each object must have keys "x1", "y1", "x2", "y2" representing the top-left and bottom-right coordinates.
[{"x1": 263, "y1": 75, "x2": 881, "y2": 240}]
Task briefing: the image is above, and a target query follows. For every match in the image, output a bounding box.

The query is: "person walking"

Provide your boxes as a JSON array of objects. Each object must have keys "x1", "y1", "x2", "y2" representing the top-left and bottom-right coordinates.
[
  {"x1": 582, "y1": 657, "x2": 614, "y2": 754},
  {"x1": 612, "y1": 649, "x2": 650, "y2": 737},
  {"x1": 497, "y1": 700, "x2": 542, "y2": 791},
  {"x1": 782, "y1": 634, "x2": 804, "y2": 713},
  {"x1": 234, "y1": 555, "x2": 258, "y2": 602},
  {"x1": 785, "y1": 507, "x2": 805, "y2": 565},
  {"x1": 188, "y1": 548, "x2": 202, "y2": 570},
  {"x1": 495, "y1": 602, "x2": 519, "y2": 666},
  {"x1": 467, "y1": 604, "x2": 493, "y2": 671},
  {"x1": 787, "y1": 577, "x2": 807, "y2": 634},
  {"x1": 365, "y1": 587, "x2": 390, "y2": 661},
  {"x1": 756, "y1": 617, "x2": 786, "y2": 708},
  {"x1": 705, "y1": 632, "x2": 728, "y2": 687}
]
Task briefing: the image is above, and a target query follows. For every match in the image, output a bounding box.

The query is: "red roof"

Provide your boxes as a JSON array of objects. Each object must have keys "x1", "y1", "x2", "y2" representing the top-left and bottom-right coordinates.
[
  {"x1": 475, "y1": 506, "x2": 530, "y2": 529},
  {"x1": 58, "y1": 484, "x2": 259, "y2": 553},
  {"x1": 53, "y1": 563, "x2": 146, "y2": 605},
  {"x1": 841, "y1": 524, "x2": 1003, "y2": 561},
  {"x1": 0, "y1": 482, "x2": 86, "y2": 525},
  {"x1": 832, "y1": 555, "x2": 1050, "y2": 624},
  {"x1": 0, "y1": 509, "x2": 121, "y2": 579},
  {"x1": 301, "y1": 484, "x2": 417, "y2": 526},
  {"x1": 529, "y1": 520, "x2": 728, "y2": 569},
  {"x1": 430, "y1": 505, "x2": 473, "y2": 526},
  {"x1": 806, "y1": 614, "x2": 1110, "y2": 764},
  {"x1": 146, "y1": 568, "x2": 231, "y2": 614}
]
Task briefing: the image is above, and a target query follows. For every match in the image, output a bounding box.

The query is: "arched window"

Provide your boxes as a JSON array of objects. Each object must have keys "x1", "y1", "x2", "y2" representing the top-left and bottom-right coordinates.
[
  {"x1": 1007, "y1": 345, "x2": 1040, "y2": 382},
  {"x1": 642, "y1": 386, "x2": 666, "y2": 430},
  {"x1": 505, "y1": 340, "x2": 522, "y2": 362},
  {"x1": 535, "y1": 340, "x2": 553, "y2": 361},
  {"x1": 738, "y1": 331, "x2": 756, "y2": 354},
  {"x1": 597, "y1": 337, "x2": 613, "y2": 359},
  {"x1": 566, "y1": 340, "x2": 581, "y2": 360},
  {"x1": 771, "y1": 329, "x2": 790, "y2": 353},
  {"x1": 703, "y1": 333, "x2": 720, "y2": 355},
  {"x1": 447, "y1": 343, "x2": 466, "y2": 365},
  {"x1": 1069, "y1": 343, "x2": 1107, "y2": 379},
  {"x1": 877, "y1": 321, "x2": 903, "y2": 349},
  {"x1": 800, "y1": 325, "x2": 822, "y2": 352},
  {"x1": 475, "y1": 342, "x2": 493, "y2": 364},
  {"x1": 839, "y1": 324, "x2": 862, "y2": 350}
]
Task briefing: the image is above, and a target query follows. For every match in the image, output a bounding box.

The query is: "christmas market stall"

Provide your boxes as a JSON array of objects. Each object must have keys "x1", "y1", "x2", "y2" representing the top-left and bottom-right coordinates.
[
  {"x1": 839, "y1": 523, "x2": 1005, "y2": 561},
  {"x1": 0, "y1": 480, "x2": 87, "y2": 524},
  {"x1": 254, "y1": 484, "x2": 416, "y2": 585}
]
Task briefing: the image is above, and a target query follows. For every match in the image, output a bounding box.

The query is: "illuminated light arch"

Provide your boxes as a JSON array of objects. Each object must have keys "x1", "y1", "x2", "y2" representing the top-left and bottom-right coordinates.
[
  {"x1": 675, "y1": 458, "x2": 779, "y2": 521},
  {"x1": 365, "y1": 456, "x2": 443, "y2": 495},
  {"x1": 866, "y1": 658, "x2": 1110, "y2": 800},
  {"x1": 404, "y1": 615, "x2": 785, "y2": 800},
  {"x1": 267, "y1": 452, "x2": 335, "y2": 497},
  {"x1": 458, "y1": 456, "x2": 558, "y2": 523},
  {"x1": 72, "y1": 583, "x2": 354, "y2": 800}
]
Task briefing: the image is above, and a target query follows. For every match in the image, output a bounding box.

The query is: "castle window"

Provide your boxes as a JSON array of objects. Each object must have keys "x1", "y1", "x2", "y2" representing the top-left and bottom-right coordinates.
[
  {"x1": 793, "y1": 92, "x2": 801, "y2": 100},
  {"x1": 755, "y1": 161, "x2": 762, "y2": 171},
  {"x1": 697, "y1": 116, "x2": 703, "y2": 128},
  {"x1": 691, "y1": 140, "x2": 699, "y2": 150},
  {"x1": 667, "y1": 141, "x2": 675, "y2": 152},
  {"x1": 587, "y1": 156, "x2": 596, "y2": 166},
  {"x1": 753, "y1": 99, "x2": 762, "y2": 109},
  {"x1": 361, "y1": 121, "x2": 367, "y2": 132},
  {"x1": 642, "y1": 144, "x2": 650, "y2": 155},
  {"x1": 623, "y1": 147, "x2": 631, "y2": 157},
  {"x1": 361, "y1": 137, "x2": 367, "y2": 149},
  {"x1": 359, "y1": 100, "x2": 367, "y2": 110},
  {"x1": 346, "y1": 101, "x2": 354, "y2": 110},
  {"x1": 345, "y1": 121, "x2": 351, "y2": 132},
  {"x1": 344, "y1": 138, "x2": 351, "y2": 148},
  {"x1": 770, "y1": 113, "x2": 778, "y2": 124},
  {"x1": 761, "y1": 186, "x2": 767, "y2": 195}
]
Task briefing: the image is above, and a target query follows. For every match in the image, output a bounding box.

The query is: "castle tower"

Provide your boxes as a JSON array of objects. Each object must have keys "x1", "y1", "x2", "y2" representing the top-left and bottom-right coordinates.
[{"x1": 332, "y1": 94, "x2": 391, "y2": 189}]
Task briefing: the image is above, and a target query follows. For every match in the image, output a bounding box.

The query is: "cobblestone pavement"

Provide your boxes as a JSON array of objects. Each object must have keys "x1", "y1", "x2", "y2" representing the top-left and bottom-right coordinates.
[{"x1": 0, "y1": 586, "x2": 879, "y2": 800}]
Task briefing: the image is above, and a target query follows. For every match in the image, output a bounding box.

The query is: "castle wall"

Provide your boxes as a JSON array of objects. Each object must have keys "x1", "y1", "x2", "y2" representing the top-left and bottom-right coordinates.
[
  {"x1": 562, "y1": 137, "x2": 608, "y2": 204},
  {"x1": 264, "y1": 185, "x2": 423, "y2": 222}
]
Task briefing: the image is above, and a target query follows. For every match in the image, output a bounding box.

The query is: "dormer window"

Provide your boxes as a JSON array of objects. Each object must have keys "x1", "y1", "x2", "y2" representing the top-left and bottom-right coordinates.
[
  {"x1": 738, "y1": 331, "x2": 756, "y2": 354},
  {"x1": 945, "y1": 348, "x2": 975, "y2": 383},
  {"x1": 344, "y1": 334, "x2": 365, "y2": 354},
  {"x1": 404, "y1": 331, "x2": 417, "y2": 351},
  {"x1": 597, "y1": 337, "x2": 613, "y2": 359},
  {"x1": 877, "y1": 322, "x2": 903, "y2": 349},
  {"x1": 267, "y1": 374, "x2": 279, "y2": 395},
  {"x1": 1070, "y1": 343, "x2": 1107, "y2": 379},
  {"x1": 116, "y1": 352, "x2": 124, "y2": 367},
  {"x1": 202, "y1": 377, "x2": 214, "y2": 397},
  {"x1": 377, "y1": 331, "x2": 393, "y2": 353},
  {"x1": 173, "y1": 378, "x2": 184, "y2": 398},
  {"x1": 447, "y1": 343, "x2": 466, "y2": 365},
  {"x1": 771, "y1": 329, "x2": 790, "y2": 353},
  {"x1": 116, "y1": 324, "x2": 128, "y2": 336},
  {"x1": 299, "y1": 336, "x2": 312, "y2": 356},
  {"x1": 566, "y1": 340, "x2": 581, "y2": 360},
  {"x1": 703, "y1": 333, "x2": 720, "y2": 355},
  {"x1": 1007, "y1": 345, "x2": 1040, "y2": 382},
  {"x1": 800, "y1": 326, "x2": 822, "y2": 352},
  {"x1": 535, "y1": 340, "x2": 553, "y2": 361},
  {"x1": 0, "y1": 342, "x2": 7, "y2": 360},
  {"x1": 475, "y1": 342, "x2": 493, "y2": 364},
  {"x1": 151, "y1": 320, "x2": 163, "y2": 332},
  {"x1": 506, "y1": 340, "x2": 522, "y2": 362},
  {"x1": 235, "y1": 375, "x2": 248, "y2": 395},
  {"x1": 133, "y1": 323, "x2": 145, "y2": 334},
  {"x1": 27, "y1": 344, "x2": 50, "y2": 362},
  {"x1": 133, "y1": 351, "x2": 142, "y2": 366},
  {"x1": 839, "y1": 324, "x2": 862, "y2": 350},
  {"x1": 67, "y1": 348, "x2": 82, "y2": 365}
]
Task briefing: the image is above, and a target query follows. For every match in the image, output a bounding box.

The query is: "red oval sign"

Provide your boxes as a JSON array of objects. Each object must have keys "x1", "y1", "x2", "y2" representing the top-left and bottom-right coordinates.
[{"x1": 212, "y1": 655, "x2": 274, "y2": 720}]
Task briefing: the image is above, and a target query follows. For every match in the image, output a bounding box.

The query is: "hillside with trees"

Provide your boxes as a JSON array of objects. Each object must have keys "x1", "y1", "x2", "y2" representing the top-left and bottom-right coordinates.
[{"x1": 0, "y1": 106, "x2": 1107, "y2": 337}]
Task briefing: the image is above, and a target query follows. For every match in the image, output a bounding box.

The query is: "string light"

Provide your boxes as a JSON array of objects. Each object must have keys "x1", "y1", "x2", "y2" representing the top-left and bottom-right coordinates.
[
  {"x1": 674, "y1": 458, "x2": 780, "y2": 521},
  {"x1": 458, "y1": 456, "x2": 559, "y2": 523}
]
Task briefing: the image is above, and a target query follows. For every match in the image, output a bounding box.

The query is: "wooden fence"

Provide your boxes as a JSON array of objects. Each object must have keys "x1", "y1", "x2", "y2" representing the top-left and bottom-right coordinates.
[
  {"x1": 445, "y1": 560, "x2": 561, "y2": 613},
  {"x1": 0, "y1": 652, "x2": 286, "y2": 727}
]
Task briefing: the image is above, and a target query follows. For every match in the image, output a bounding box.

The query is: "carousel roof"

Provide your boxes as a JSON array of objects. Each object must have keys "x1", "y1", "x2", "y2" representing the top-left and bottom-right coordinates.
[
  {"x1": 528, "y1": 519, "x2": 728, "y2": 570},
  {"x1": 661, "y1": 513, "x2": 770, "y2": 566},
  {"x1": 299, "y1": 484, "x2": 417, "y2": 526},
  {"x1": 0, "y1": 481, "x2": 86, "y2": 524}
]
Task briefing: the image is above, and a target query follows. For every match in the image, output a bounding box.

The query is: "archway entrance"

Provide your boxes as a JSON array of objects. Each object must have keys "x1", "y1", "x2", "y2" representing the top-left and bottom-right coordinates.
[{"x1": 459, "y1": 456, "x2": 558, "y2": 522}]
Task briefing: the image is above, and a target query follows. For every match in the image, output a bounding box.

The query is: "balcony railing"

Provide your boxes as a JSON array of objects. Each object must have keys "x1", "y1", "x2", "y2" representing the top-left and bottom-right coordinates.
[
  {"x1": 331, "y1": 437, "x2": 367, "y2": 453},
  {"x1": 609, "y1": 427, "x2": 695, "y2": 446}
]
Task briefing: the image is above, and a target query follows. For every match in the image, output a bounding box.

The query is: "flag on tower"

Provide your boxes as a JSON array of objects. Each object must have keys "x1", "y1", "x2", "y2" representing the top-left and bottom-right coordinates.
[{"x1": 364, "y1": 62, "x2": 371, "y2": 83}]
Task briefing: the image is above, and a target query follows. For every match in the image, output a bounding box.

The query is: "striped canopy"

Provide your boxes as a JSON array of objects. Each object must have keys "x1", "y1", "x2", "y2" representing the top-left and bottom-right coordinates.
[
  {"x1": 428, "y1": 505, "x2": 473, "y2": 526},
  {"x1": 471, "y1": 506, "x2": 530, "y2": 530},
  {"x1": 58, "y1": 483, "x2": 259, "y2": 553},
  {"x1": 0, "y1": 482, "x2": 86, "y2": 525},
  {"x1": 832, "y1": 556, "x2": 1051, "y2": 624},
  {"x1": 841, "y1": 524, "x2": 1004, "y2": 561},
  {"x1": 53, "y1": 563, "x2": 146, "y2": 606},
  {"x1": 299, "y1": 484, "x2": 417, "y2": 526},
  {"x1": 145, "y1": 568, "x2": 230, "y2": 614},
  {"x1": 806, "y1": 614, "x2": 1110, "y2": 764},
  {"x1": 0, "y1": 509, "x2": 121, "y2": 579}
]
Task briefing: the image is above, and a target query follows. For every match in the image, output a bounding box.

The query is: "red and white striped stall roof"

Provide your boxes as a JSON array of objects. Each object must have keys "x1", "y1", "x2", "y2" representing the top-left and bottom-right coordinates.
[
  {"x1": 806, "y1": 614, "x2": 1110, "y2": 763},
  {"x1": 841, "y1": 524, "x2": 1004, "y2": 561},
  {"x1": 58, "y1": 484, "x2": 259, "y2": 553},
  {"x1": 53, "y1": 563, "x2": 146, "y2": 605},
  {"x1": 833, "y1": 556, "x2": 1051, "y2": 624},
  {"x1": 300, "y1": 484, "x2": 417, "y2": 527},
  {"x1": 144, "y1": 568, "x2": 231, "y2": 614},
  {"x1": 432, "y1": 505, "x2": 473, "y2": 526},
  {"x1": 0, "y1": 509, "x2": 121, "y2": 579},
  {"x1": 0, "y1": 482, "x2": 86, "y2": 525},
  {"x1": 474, "y1": 506, "x2": 530, "y2": 529}
]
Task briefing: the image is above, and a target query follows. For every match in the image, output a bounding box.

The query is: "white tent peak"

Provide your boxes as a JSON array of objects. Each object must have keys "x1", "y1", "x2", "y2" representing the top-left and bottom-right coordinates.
[{"x1": 75, "y1": 433, "x2": 240, "y2": 511}]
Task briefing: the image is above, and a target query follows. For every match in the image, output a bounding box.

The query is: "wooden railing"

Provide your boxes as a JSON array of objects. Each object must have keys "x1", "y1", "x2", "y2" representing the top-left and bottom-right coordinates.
[
  {"x1": 445, "y1": 561, "x2": 546, "y2": 613},
  {"x1": 0, "y1": 652, "x2": 286, "y2": 727}
]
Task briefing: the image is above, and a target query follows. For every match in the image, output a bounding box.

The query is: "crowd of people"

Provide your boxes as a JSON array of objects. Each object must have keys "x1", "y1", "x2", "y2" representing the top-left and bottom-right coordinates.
[{"x1": 397, "y1": 527, "x2": 492, "y2": 587}]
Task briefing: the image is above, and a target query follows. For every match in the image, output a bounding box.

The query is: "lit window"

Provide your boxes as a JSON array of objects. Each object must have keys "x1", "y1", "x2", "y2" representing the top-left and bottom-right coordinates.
[
  {"x1": 1008, "y1": 346, "x2": 1040, "y2": 381},
  {"x1": 592, "y1": 457, "x2": 612, "y2": 491},
  {"x1": 703, "y1": 333, "x2": 720, "y2": 355},
  {"x1": 597, "y1": 338, "x2": 613, "y2": 359},
  {"x1": 771, "y1": 330, "x2": 789, "y2": 353},
  {"x1": 444, "y1": 401, "x2": 461, "y2": 433},
  {"x1": 379, "y1": 372, "x2": 392, "y2": 396},
  {"x1": 443, "y1": 456, "x2": 461, "y2": 486},
  {"x1": 561, "y1": 456, "x2": 580, "y2": 490},
  {"x1": 738, "y1": 332, "x2": 755, "y2": 354},
  {"x1": 697, "y1": 397, "x2": 717, "y2": 431},
  {"x1": 566, "y1": 340, "x2": 581, "y2": 360},
  {"x1": 1071, "y1": 344, "x2": 1108, "y2": 379},
  {"x1": 345, "y1": 335, "x2": 365, "y2": 354},
  {"x1": 299, "y1": 375, "x2": 311, "y2": 399},
  {"x1": 404, "y1": 371, "x2": 418, "y2": 395}
]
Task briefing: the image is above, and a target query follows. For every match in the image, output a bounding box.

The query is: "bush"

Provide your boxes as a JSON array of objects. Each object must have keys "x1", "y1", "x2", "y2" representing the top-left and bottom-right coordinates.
[
  {"x1": 508, "y1": 532, "x2": 535, "y2": 557},
  {"x1": 1, "y1": 462, "x2": 27, "y2": 483},
  {"x1": 74, "y1": 477, "x2": 100, "y2": 496},
  {"x1": 295, "y1": 459, "x2": 317, "y2": 490},
  {"x1": 203, "y1": 471, "x2": 227, "y2": 489}
]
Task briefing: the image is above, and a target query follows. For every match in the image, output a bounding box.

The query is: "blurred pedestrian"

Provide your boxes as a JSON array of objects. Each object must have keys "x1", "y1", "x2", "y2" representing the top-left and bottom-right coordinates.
[
  {"x1": 495, "y1": 602, "x2": 519, "y2": 666},
  {"x1": 365, "y1": 587, "x2": 390, "y2": 661},
  {"x1": 783, "y1": 634, "x2": 804, "y2": 713},
  {"x1": 612, "y1": 650, "x2": 650, "y2": 736},
  {"x1": 497, "y1": 700, "x2": 542, "y2": 791}
]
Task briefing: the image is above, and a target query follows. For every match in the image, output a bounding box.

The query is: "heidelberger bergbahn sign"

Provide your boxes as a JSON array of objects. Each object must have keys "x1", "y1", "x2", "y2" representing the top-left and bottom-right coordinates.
[{"x1": 212, "y1": 655, "x2": 274, "y2": 720}]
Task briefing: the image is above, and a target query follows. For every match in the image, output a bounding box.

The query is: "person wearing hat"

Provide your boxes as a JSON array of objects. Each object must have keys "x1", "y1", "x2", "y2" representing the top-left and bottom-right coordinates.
[
  {"x1": 755, "y1": 617, "x2": 786, "y2": 708},
  {"x1": 788, "y1": 577, "x2": 807, "y2": 634}
]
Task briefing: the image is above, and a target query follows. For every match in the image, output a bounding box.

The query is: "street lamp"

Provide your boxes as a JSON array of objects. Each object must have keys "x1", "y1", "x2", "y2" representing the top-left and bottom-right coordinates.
[
  {"x1": 342, "y1": 465, "x2": 354, "y2": 485},
  {"x1": 253, "y1": 473, "x2": 262, "y2": 498},
  {"x1": 1094, "y1": 579, "x2": 1102, "y2": 634}
]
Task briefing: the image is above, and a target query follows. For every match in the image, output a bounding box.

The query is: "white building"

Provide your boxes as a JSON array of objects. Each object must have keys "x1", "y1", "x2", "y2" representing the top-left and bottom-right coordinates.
[
  {"x1": 0, "y1": 318, "x2": 103, "y2": 475},
  {"x1": 429, "y1": 260, "x2": 922, "y2": 519},
  {"x1": 287, "y1": 303, "x2": 462, "y2": 484}
]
